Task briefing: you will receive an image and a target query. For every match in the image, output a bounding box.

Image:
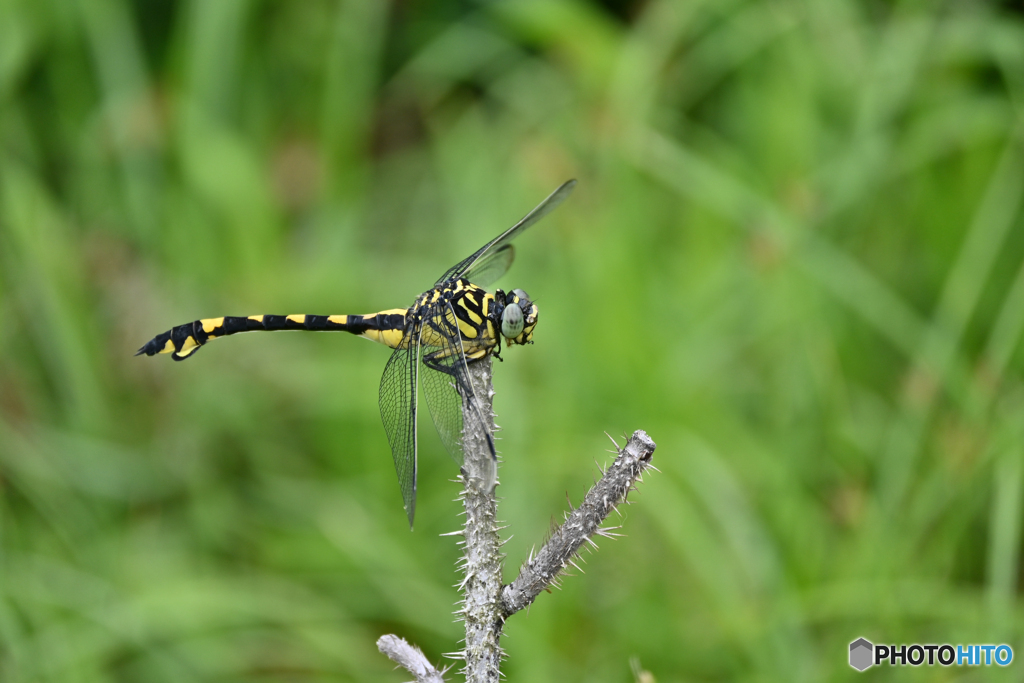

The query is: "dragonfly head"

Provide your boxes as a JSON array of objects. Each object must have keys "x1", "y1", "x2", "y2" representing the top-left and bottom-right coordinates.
[{"x1": 497, "y1": 288, "x2": 538, "y2": 346}]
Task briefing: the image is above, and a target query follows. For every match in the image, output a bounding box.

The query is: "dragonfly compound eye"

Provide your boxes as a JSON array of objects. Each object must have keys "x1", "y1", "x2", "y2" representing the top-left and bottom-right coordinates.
[{"x1": 501, "y1": 302, "x2": 525, "y2": 339}]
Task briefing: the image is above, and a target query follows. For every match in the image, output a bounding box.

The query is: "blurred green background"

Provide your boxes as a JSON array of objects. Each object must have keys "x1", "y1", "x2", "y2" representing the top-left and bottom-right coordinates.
[{"x1": 3, "y1": 0, "x2": 1024, "y2": 680}]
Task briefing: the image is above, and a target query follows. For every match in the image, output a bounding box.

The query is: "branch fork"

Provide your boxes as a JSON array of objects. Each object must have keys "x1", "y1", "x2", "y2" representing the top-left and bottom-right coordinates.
[{"x1": 378, "y1": 359, "x2": 657, "y2": 682}]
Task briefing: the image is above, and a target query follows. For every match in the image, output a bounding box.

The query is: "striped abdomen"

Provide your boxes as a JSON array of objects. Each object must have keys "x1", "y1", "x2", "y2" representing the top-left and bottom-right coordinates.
[{"x1": 136, "y1": 310, "x2": 408, "y2": 361}]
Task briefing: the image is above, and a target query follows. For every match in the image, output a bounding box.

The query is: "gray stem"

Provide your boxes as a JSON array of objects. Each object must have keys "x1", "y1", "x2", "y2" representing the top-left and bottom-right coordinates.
[
  {"x1": 500, "y1": 430, "x2": 657, "y2": 617},
  {"x1": 376, "y1": 635, "x2": 447, "y2": 683},
  {"x1": 456, "y1": 358, "x2": 504, "y2": 683}
]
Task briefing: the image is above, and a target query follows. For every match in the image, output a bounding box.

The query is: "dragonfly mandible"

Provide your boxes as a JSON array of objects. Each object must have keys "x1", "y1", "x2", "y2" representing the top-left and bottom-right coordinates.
[{"x1": 137, "y1": 180, "x2": 577, "y2": 525}]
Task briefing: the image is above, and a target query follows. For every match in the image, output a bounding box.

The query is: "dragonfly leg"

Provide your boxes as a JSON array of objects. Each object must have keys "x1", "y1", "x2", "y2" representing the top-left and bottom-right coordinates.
[
  {"x1": 421, "y1": 349, "x2": 498, "y2": 474},
  {"x1": 422, "y1": 351, "x2": 463, "y2": 380},
  {"x1": 422, "y1": 351, "x2": 477, "y2": 403}
]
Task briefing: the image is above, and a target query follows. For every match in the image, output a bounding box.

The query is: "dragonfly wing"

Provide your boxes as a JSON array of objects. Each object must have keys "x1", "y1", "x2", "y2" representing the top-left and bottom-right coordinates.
[
  {"x1": 455, "y1": 245, "x2": 514, "y2": 289},
  {"x1": 435, "y1": 179, "x2": 576, "y2": 285},
  {"x1": 419, "y1": 301, "x2": 496, "y2": 488},
  {"x1": 418, "y1": 301, "x2": 468, "y2": 464},
  {"x1": 378, "y1": 329, "x2": 421, "y2": 527}
]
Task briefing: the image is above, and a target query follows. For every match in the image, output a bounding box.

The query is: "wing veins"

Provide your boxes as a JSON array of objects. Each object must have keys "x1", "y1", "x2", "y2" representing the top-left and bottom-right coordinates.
[{"x1": 435, "y1": 179, "x2": 576, "y2": 285}]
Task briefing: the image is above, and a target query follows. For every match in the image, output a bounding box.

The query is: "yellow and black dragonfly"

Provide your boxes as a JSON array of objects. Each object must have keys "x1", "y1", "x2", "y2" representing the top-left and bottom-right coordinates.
[{"x1": 137, "y1": 180, "x2": 576, "y2": 525}]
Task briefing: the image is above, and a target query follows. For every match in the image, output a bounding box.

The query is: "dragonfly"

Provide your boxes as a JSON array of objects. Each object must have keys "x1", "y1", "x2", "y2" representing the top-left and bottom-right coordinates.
[{"x1": 137, "y1": 180, "x2": 576, "y2": 525}]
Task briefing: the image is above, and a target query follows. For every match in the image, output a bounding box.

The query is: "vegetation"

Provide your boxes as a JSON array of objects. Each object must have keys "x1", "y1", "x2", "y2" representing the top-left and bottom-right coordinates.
[{"x1": 2, "y1": 0, "x2": 1024, "y2": 680}]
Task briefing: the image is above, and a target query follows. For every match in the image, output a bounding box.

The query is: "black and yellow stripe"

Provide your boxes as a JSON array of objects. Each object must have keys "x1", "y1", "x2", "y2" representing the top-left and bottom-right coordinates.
[
  {"x1": 136, "y1": 309, "x2": 409, "y2": 361},
  {"x1": 408, "y1": 280, "x2": 500, "y2": 360},
  {"x1": 136, "y1": 279, "x2": 519, "y2": 362}
]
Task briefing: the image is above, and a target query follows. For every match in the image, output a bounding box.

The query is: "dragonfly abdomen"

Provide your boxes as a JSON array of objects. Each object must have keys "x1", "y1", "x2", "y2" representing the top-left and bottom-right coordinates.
[{"x1": 136, "y1": 309, "x2": 409, "y2": 361}]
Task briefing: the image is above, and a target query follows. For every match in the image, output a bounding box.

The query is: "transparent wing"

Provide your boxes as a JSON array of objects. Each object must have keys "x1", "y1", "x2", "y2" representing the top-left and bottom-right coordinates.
[
  {"x1": 418, "y1": 302, "x2": 466, "y2": 464},
  {"x1": 378, "y1": 328, "x2": 420, "y2": 527},
  {"x1": 418, "y1": 301, "x2": 496, "y2": 488},
  {"x1": 435, "y1": 179, "x2": 577, "y2": 286},
  {"x1": 456, "y1": 245, "x2": 515, "y2": 288}
]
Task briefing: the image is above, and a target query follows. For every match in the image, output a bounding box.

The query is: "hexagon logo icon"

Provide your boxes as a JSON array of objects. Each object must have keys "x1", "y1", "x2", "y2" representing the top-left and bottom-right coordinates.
[{"x1": 849, "y1": 638, "x2": 873, "y2": 671}]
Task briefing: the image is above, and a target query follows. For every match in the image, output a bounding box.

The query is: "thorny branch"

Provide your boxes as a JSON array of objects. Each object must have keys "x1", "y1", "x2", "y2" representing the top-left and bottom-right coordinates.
[
  {"x1": 455, "y1": 358, "x2": 504, "y2": 683},
  {"x1": 377, "y1": 357, "x2": 657, "y2": 682},
  {"x1": 501, "y1": 429, "x2": 656, "y2": 617},
  {"x1": 376, "y1": 635, "x2": 447, "y2": 683}
]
